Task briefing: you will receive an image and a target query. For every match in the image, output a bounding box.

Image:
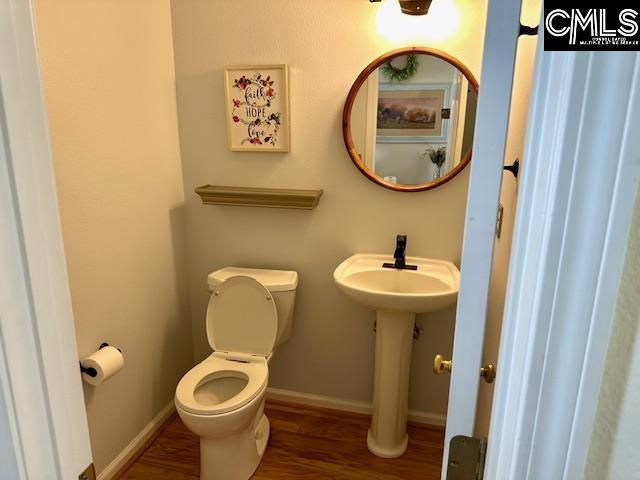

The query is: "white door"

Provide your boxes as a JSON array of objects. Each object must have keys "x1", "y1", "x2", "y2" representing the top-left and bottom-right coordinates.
[
  {"x1": 442, "y1": 0, "x2": 526, "y2": 476},
  {"x1": 0, "y1": 0, "x2": 94, "y2": 478},
  {"x1": 442, "y1": 2, "x2": 640, "y2": 478}
]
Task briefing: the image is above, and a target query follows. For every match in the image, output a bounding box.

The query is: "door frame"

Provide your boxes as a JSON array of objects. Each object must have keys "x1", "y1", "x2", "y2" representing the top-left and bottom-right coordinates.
[
  {"x1": 1, "y1": 1, "x2": 639, "y2": 480},
  {"x1": 0, "y1": 0, "x2": 93, "y2": 478},
  {"x1": 485, "y1": 46, "x2": 640, "y2": 478}
]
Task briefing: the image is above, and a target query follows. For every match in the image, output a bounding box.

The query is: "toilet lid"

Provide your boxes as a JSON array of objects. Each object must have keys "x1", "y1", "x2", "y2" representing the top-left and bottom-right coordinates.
[{"x1": 206, "y1": 276, "x2": 277, "y2": 357}]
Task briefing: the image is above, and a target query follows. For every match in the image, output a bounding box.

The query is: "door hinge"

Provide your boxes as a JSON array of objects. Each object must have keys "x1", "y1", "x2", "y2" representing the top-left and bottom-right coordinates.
[
  {"x1": 79, "y1": 463, "x2": 96, "y2": 480},
  {"x1": 519, "y1": 23, "x2": 539, "y2": 36},
  {"x1": 447, "y1": 435, "x2": 487, "y2": 480}
]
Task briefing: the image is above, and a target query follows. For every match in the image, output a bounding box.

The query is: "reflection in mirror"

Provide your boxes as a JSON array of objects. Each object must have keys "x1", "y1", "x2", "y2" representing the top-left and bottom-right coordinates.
[{"x1": 345, "y1": 49, "x2": 478, "y2": 191}]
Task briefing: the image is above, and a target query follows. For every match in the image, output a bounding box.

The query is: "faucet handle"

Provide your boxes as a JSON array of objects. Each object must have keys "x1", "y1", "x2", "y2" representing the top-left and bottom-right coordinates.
[{"x1": 396, "y1": 234, "x2": 407, "y2": 247}]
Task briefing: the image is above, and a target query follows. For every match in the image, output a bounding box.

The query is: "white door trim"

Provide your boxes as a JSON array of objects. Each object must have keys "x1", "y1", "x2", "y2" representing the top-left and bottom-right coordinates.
[
  {"x1": 485, "y1": 43, "x2": 640, "y2": 479},
  {"x1": 0, "y1": 0, "x2": 93, "y2": 478},
  {"x1": 443, "y1": 0, "x2": 523, "y2": 475}
]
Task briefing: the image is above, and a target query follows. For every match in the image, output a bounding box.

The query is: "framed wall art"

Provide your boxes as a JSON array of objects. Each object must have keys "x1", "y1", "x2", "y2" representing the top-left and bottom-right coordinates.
[
  {"x1": 224, "y1": 64, "x2": 290, "y2": 152},
  {"x1": 376, "y1": 84, "x2": 450, "y2": 143}
]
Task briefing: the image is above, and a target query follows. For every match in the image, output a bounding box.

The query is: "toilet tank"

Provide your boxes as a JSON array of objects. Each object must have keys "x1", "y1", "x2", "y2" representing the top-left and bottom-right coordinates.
[{"x1": 207, "y1": 267, "x2": 298, "y2": 349}]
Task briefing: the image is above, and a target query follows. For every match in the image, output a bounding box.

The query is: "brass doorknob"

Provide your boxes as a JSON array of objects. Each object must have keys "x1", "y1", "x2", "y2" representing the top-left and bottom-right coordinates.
[
  {"x1": 480, "y1": 364, "x2": 496, "y2": 384},
  {"x1": 433, "y1": 354, "x2": 452, "y2": 375}
]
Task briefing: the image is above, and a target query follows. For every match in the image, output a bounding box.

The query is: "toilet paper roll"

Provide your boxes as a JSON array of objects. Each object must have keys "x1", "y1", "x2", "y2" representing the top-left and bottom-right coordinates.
[{"x1": 81, "y1": 346, "x2": 124, "y2": 386}]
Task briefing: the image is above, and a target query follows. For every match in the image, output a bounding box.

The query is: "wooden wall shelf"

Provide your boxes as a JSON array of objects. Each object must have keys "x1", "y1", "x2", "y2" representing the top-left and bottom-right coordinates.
[{"x1": 194, "y1": 185, "x2": 323, "y2": 210}]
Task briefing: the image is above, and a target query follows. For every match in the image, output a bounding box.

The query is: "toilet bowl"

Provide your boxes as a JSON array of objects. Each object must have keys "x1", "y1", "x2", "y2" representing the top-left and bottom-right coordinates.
[
  {"x1": 175, "y1": 268, "x2": 297, "y2": 480},
  {"x1": 175, "y1": 353, "x2": 270, "y2": 479}
]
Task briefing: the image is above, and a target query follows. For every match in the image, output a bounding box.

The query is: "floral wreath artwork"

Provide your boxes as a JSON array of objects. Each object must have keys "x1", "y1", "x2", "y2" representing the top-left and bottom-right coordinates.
[
  {"x1": 224, "y1": 65, "x2": 290, "y2": 152},
  {"x1": 231, "y1": 74, "x2": 280, "y2": 146}
]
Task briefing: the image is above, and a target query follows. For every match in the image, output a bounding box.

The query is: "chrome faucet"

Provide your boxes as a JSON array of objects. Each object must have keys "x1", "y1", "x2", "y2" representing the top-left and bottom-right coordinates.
[{"x1": 382, "y1": 235, "x2": 418, "y2": 270}]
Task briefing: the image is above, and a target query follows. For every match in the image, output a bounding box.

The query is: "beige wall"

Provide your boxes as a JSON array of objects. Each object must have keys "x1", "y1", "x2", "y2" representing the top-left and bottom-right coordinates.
[
  {"x1": 475, "y1": 0, "x2": 541, "y2": 436},
  {"x1": 171, "y1": 0, "x2": 486, "y2": 416},
  {"x1": 33, "y1": 0, "x2": 193, "y2": 473},
  {"x1": 586, "y1": 187, "x2": 640, "y2": 479}
]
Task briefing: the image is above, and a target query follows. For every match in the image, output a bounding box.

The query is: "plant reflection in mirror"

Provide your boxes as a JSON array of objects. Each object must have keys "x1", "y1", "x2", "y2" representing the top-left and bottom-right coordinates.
[
  {"x1": 419, "y1": 146, "x2": 447, "y2": 179},
  {"x1": 381, "y1": 54, "x2": 419, "y2": 82}
]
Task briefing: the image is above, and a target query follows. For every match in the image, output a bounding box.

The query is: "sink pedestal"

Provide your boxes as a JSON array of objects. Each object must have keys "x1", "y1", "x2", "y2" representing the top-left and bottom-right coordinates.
[{"x1": 367, "y1": 310, "x2": 415, "y2": 458}]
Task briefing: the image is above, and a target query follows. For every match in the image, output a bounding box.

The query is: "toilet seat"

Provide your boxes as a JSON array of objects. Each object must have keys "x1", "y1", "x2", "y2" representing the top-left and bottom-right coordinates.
[
  {"x1": 175, "y1": 354, "x2": 268, "y2": 415},
  {"x1": 176, "y1": 276, "x2": 278, "y2": 416}
]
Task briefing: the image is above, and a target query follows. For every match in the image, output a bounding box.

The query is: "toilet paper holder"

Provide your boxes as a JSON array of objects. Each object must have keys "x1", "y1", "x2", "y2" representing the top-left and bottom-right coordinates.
[{"x1": 79, "y1": 343, "x2": 122, "y2": 378}]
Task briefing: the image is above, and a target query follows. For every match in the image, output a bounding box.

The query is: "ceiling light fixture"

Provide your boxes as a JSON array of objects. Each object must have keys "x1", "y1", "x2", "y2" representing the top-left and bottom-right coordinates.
[
  {"x1": 369, "y1": 0, "x2": 432, "y2": 16},
  {"x1": 397, "y1": 0, "x2": 432, "y2": 15}
]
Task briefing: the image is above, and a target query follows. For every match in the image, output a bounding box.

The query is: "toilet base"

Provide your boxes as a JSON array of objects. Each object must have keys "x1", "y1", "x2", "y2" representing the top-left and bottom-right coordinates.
[{"x1": 200, "y1": 414, "x2": 270, "y2": 480}]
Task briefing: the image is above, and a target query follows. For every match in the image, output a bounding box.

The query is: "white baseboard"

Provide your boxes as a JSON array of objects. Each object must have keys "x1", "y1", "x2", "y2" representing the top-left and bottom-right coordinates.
[
  {"x1": 266, "y1": 387, "x2": 446, "y2": 427},
  {"x1": 97, "y1": 401, "x2": 175, "y2": 480}
]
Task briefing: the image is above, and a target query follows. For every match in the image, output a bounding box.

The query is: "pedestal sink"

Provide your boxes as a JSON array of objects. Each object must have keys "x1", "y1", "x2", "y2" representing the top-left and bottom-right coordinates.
[{"x1": 334, "y1": 254, "x2": 460, "y2": 458}]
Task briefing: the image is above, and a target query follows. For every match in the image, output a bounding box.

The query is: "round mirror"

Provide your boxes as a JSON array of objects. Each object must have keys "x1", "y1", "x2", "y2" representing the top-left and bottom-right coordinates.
[{"x1": 343, "y1": 47, "x2": 479, "y2": 192}]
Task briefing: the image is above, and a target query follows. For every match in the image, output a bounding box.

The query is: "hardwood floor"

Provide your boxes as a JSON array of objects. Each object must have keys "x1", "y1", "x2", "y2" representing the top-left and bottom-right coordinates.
[{"x1": 119, "y1": 402, "x2": 445, "y2": 479}]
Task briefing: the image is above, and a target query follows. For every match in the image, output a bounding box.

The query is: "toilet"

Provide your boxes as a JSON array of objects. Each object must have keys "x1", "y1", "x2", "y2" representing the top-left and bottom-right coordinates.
[{"x1": 175, "y1": 267, "x2": 298, "y2": 480}]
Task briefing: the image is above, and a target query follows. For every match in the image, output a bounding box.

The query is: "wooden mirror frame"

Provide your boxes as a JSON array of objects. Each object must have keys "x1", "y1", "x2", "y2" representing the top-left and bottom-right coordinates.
[{"x1": 342, "y1": 47, "x2": 479, "y2": 192}]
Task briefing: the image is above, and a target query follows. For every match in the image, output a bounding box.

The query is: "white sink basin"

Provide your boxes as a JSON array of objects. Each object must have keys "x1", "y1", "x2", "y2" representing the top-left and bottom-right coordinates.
[{"x1": 334, "y1": 254, "x2": 459, "y2": 313}]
